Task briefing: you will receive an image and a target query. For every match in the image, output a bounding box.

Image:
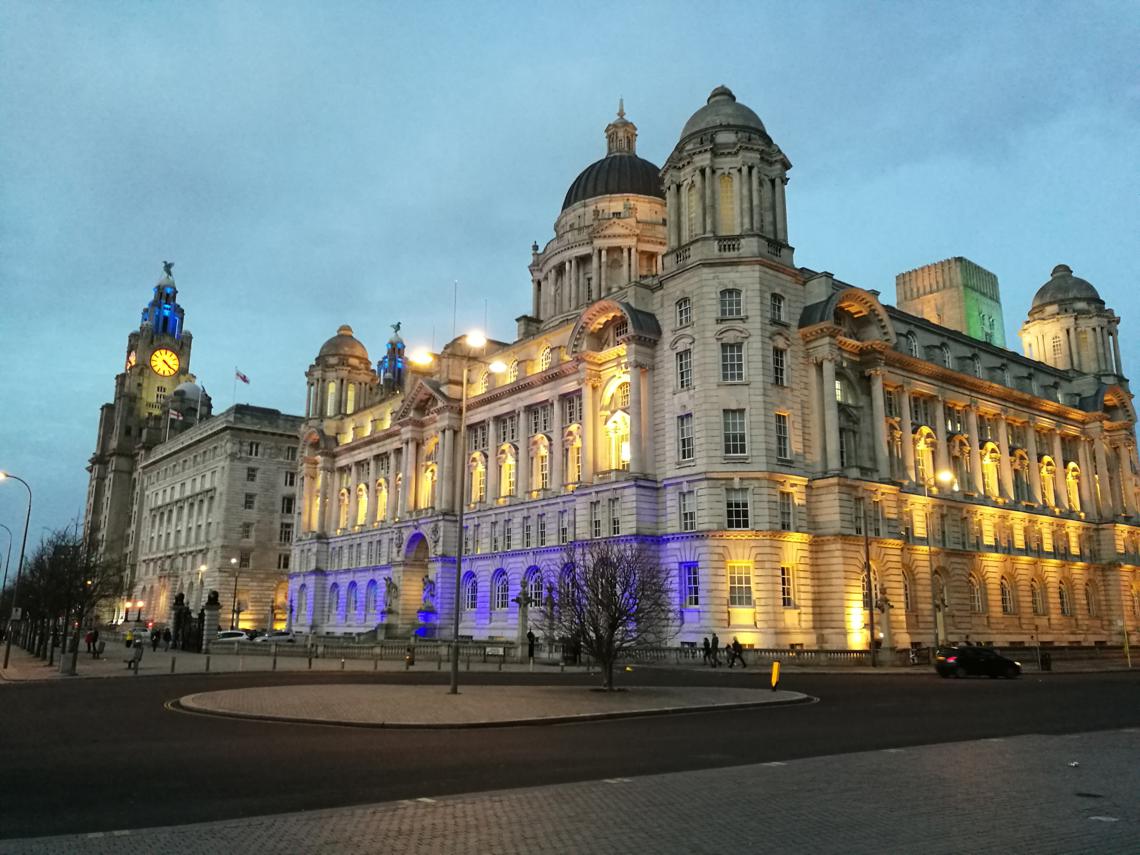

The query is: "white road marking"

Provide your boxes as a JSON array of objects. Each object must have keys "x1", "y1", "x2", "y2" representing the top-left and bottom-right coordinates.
[
  {"x1": 1089, "y1": 816, "x2": 1120, "y2": 823},
  {"x1": 416, "y1": 797, "x2": 437, "y2": 803},
  {"x1": 111, "y1": 830, "x2": 130, "y2": 836},
  {"x1": 763, "y1": 761, "x2": 787, "y2": 767},
  {"x1": 603, "y1": 778, "x2": 632, "y2": 784}
]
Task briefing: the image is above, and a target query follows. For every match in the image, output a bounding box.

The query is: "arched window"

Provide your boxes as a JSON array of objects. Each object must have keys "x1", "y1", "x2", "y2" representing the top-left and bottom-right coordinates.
[
  {"x1": 915, "y1": 428, "x2": 936, "y2": 486},
  {"x1": 492, "y1": 570, "x2": 509, "y2": 611},
  {"x1": 718, "y1": 173, "x2": 735, "y2": 233},
  {"x1": 904, "y1": 333, "x2": 919, "y2": 358},
  {"x1": 346, "y1": 582, "x2": 358, "y2": 619},
  {"x1": 508, "y1": 360, "x2": 519, "y2": 383},
  {"x1": 498, "y1": 445, "x2": 517, "y2": 497},
  {"x1": 769, "y1": 293, "x2": 785, "y2": 323},
  {"x1": 676, "y1": 297, "x2": 692, "y2": 327},
  {"x1": 605, "y1": 409, "x2": 630, "y2": 471},
  {"x1": 1000, "y1": 578, "x2": 1015, "y2": 614},
  {"x1": 525, "y1": 567, "x2": 544, "y2": 607},
  {"x1": 533, "y1": 439, "x2": 550, "y2": 491},
  {"x1": 461, "y1": 572, "x2": 478, "y2": 612},
  {"x1": 468, "y1": 454, "x2": 486, "y2": 504},
  {"x1": 981, "y1": 443, "x2": 1001, "y2": 499},
  {"x1": 375, "y1": 479, "x2": 388, "y2": 522},
  {"x1": 940, "y1": 345, "x2": 952, "y2": 368},
  {"x1": 327, "y1": 583, "x2": 340, "y2": 624},
  {"x1": 337, "y1": 489, "x2": 349, "y2": 530},
  {"x1": 355, "y1": 484, "x2": 367, "y2": 526},
  {"x1": 364, "y1": 580, "x2": 377, "y2": 616},
  {"x1": 1041, "y1": 458, "x2": 1057, "y2": 506},
  {"x1": 421, "y1": 464, "x2": 437, "y2": 508},
  {"x1": 1084, "y1": 582, "x2": 1098, "y2": 617},
  {"x1": 1012, "y1": 452, "x2": 1030, "y2": 502},
  {"x1": 950, "y1": 436, "x2": 970, "y2": 491},
  {"x1": 1059, "y1": 581, "x2": 1072, "y2": 617},
  {"x1": 1030, "y1": 580, "x2": 1045, "y2": 616},
  {"x1": 614, "y1": 382, "x2": 630, "y2": 410},
  {"x1": 718, "y1": 288, "x2": 742, "y2": 319},
  {"x1": 326, "y1": 381, "x2": 337, "y2": 416},
  {"x1": 539, "y1": 347, "x2": 552, "y2": 371},
  {"x1": 969, "y1": 577, "x2": 985, "y2": 613},
  {"x1": 479, "y1": 371, "x2": 490, "y2": 393},
  {"x1": 1066, "y1": 463, "x2": 1081, "y2": 511}
]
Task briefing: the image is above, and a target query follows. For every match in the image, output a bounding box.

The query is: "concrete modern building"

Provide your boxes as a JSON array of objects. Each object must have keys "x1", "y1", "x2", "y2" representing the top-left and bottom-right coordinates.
[
  {"x1": 288, "y1": 87, "x2": 1140, "y2": 652},
  {"x1": 131, "y1": 404, "x2": 304, "y2": 629}
]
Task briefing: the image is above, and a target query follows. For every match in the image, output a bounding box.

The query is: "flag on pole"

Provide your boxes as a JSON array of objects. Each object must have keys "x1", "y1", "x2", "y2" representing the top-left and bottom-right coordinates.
[
  {"x1": 168, "y1": 409, "x2": 184, "y2": 420},
  {"x1": 235, "y1": 368, "x2": 250, "y2": 384}
]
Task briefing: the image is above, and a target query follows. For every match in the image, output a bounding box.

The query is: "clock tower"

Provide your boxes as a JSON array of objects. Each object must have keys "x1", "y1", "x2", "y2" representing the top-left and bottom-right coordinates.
[{"x1": 84, "y1": 263, "x2": 207, "y2": 570}]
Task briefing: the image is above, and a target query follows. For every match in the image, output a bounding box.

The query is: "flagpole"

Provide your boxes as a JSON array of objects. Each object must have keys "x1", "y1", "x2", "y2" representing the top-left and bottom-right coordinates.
[{"x1": 232, "y1": 367, "x2": 238, "y2": 408}]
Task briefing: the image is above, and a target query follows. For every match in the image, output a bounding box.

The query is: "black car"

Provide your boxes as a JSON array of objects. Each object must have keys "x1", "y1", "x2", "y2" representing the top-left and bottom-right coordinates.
[{"x1": 935, "y1": 645, "x2": 1021, "y2": 679}]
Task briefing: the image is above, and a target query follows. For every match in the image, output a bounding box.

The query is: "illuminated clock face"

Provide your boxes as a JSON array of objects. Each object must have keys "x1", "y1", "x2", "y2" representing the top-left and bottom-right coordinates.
[{"x1": 150, "y1": 348, "x2": 180, "y2": 377}]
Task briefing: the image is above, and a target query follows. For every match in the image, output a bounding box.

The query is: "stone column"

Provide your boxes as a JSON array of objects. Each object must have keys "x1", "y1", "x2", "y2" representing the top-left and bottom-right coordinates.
[
  {"x1": 667, "y1": 184, "x2": 678, "y2": 246},
  {"x1": 628, "y1": 362, "x2": 643, "y2": 474},
  {"x1": 581, "y1": 372, "x2": 598, "y2": 483},
  {"x1": 486, "y1": 438, "x2": 499, "y2": 503},
  {"x1": 642, "y1": 364, "x2": 655, "y2": 477},
  {"x1": 1111, "y1": 327, "x2": 1124, "y2": 375},
  {"x1": 348, "y1": 466, "x2": 360, "y2": 528},
  {"x1": 1052, "y1": 432, "x2": 1070, "y2": 510},
  {"x1": 518, "y1": 411, "x2": 530, "y2": 497},
  {"x1": 706, "y1": 167, "x2": 717, "y2": 235},
  {"x1": 965, "y1": 406, "x2": 984, "y2": 494},
  {"x1": 997, "y1": 416, "x2": 1014, "y2": 500},
  {"x1": 599, "y1": 247, "x2": 607, "y2": 294},
  {"x1": 1026, "y1": 426, "x2": 1042, "y2": 504},
  {"x1": 551, "y1": 394, "x2": 564, "y2": 491},
  {"x1": 202, "y1": 598, "x2": 220, "y2": 650},
  {"x1": 751, "y1": 167, "x2": 762, "y2": 233},
  {"x1": 569, "y1": 256, "x2": 578, "y2": 309},
  {"x1": 1076, "y1": 437, "x2": 1093, "y2": 513},
  {"x1": 868, "y1": 369, "x2": 890, "y2": 480},
  {"x1": 1094, "y1": 434, "x2": 1116, "y2": 516},
  {"x1": 934, "y1": 397, "x2": 950, "y2": 478},
  {"x1": 696, "y1": 169, "x2": 706, "y2": 235},
  {"x1": 1117, "y1": 443, "x2": 1136, "y2": 516},
  {"x1": 821, "y1": 357, "x2": 841, "y2": 473},
  {"x1": 622, "y1": 245, "x2": 630, "y2": 285},
  {"x1": 775, "y1": 176, "x2": 788, "y2": 242},
  {"x1": 900, "y1": 387, "x2": 916, "y2": 483},
  {"x1": 319, "y1": 457, "x2": 334, "y2": 534},
  {"x1": 736, "y1": 167, "x2": 747, "y2": 234},
  {"x1": 437, "y1": 432, "x2": 451, "y2": 513}
]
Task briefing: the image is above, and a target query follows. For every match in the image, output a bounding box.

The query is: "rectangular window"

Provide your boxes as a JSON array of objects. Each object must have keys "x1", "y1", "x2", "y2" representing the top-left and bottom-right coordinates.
[
  {"x1": 277, "y1": 553, "x2": 291, "y2": 571},
  {"x1": 559, "y1": 510, "x2": 569, "y2": 544},
  {"x1": 563, "y1": 395, "x2": 582, "y2": 425},
  {"x1": 681, "y1": 562, "x2": 700, "y2": 607},
  {"x1": 537, "y1": 514, "x2": 547, "y2": 546},
  {"x1": 491, "y1": 521, "x2": 499, "y2": 552},
  {"x1": 728, "y1": 562, "x2": 753, "y2": 607},
  {"x1": 538, "y1": 452, "x2": 550, "y2": 490},
  {"x1": 725, "y1": 487, "x2": 750, "y2": 529},
  {"x1": 853, "y1": 497, "x2": 865, "y2": 534},
  {"x1": 722, "y1": 409, "x2": 747, "y2": 456},
  {"x1": 523, "y1": 517, "x2": 532, "y2": 548},
  {"x1": 677, "y1": 298, "x2": 692, "y2": 327},
  {"x1": 677, "y1": 414, "x2": 694, "y2": 461},
  {"x1": 679, "y1": 490, "x2": 696, "y2": 532},
  {"x1": 284, "y1": 446, "x2": 297, "y2": 462},
  {"x1": 239, "y1": 551, "x2": 251, "y2": 569},
  {"x1": 473, "y1": 523, "x2": 481, "y2": 553},
  {"x1": 780, "y1": 566, "x2": 795, "y2": 608},
  {"x1": 243, "y1": 493, "x2": 256, "y2": 510},
  {"x1": 720, "y1": 342, "x2": 744, "y2": 382},
  {"x1": 590, "y1": 501, "x2": 602, "y2": 538},
  {"x1": 772, "y1": 347, "x2": 787, "y2": 386},
  {"x1": 775, "y1": 413, "x2": 790, "y2": 461},
  {"x1": 769, "y1": 293, "x2": 785, "y2": 323},
  {"x1": 676, "y1": 349, "x2": 693, "y2": 390},
  {"x1": 609, "y1": 498, "x2": 621, "y2": 536},
  {"x1": 884, "y1": 389, "x2": 899, "y2": 419},
  {"x1": 278, "y1": 522, "x2": 293, "y2": 544},
  {"x1": 779, "y1": 491, "x2": 794, "y2": 531},
  {"x1": 503, "y1": 521, "x2": 513, "y2": 551},
  {"x1": 281, "y1": 496, "x2": 295, "y2": 515},
  {"x1": 248, "y1": 442, "x2": 260, "y2": 457},
  {"x1": 285, "y1": 471, "x2": 296, "y2": 487},
  {"x1": 871, "y1": 500, "x2": 882, "y2": 537},
  {"x1": 241, "y1": 522, "x2": 254, "y2": 540},
  {"x1": 246, "y1": 467, "x2": 258, "y2": 482},
  {"x1": 719, "y1": 289, "x2": 742, "y2": 318}
]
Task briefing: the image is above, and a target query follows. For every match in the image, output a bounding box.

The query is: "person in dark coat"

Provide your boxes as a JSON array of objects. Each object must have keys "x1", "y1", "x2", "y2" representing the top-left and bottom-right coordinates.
[
  {"x1": 150, "y1": 629, "x2": 160, "y2": 652},
  {"x1": 702, "y1": 636, "x2": 711, "y2": 666},
  {"x1": 162, "y1": 627, "x2": 172, "y2": 651},
  {"x1": 728, "y1": 636, "x2": 746, "y2": 668},
  {"x1": 710, "y1": 633, "x2": 721, "y2": 667}
]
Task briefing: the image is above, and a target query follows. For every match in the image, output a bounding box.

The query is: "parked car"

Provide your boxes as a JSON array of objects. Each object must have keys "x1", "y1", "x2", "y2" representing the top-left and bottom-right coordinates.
[
  {"x1": 935, "y1": 645, "x2": 1021, "y2": 679},
  {"x1": 212, "y1": 630, "x2": 250, "y2": 644},
  {"x1": 253, "y1": 630, "x2": 297, "y2": 644}
]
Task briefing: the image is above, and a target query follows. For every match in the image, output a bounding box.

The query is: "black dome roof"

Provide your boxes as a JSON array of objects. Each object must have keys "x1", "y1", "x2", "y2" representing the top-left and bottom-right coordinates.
[{"x1": 562, "y1": 153, "x2": 663, "y2": 211}]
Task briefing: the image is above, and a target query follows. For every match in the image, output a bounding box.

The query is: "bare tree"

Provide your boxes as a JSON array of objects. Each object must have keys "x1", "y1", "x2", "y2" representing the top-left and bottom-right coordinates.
[{"x1": 540, "y1": 539, "x2": 677, "y2": 691}]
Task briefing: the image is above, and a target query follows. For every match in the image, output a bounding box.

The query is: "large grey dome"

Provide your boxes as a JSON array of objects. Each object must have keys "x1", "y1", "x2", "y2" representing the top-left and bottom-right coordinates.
[
  {"x1": 318, "y1": 324, "x2": 369, "y2": 360},
  {"x1": 679, "y1": 85, "x2": 767, "y2": 143},
  {"x1": 562, "y1": 153, "x2": 663, "y2": 210},
  {"x1": 1031, "y1": 264, "x2": 1102, "y2": 310}
]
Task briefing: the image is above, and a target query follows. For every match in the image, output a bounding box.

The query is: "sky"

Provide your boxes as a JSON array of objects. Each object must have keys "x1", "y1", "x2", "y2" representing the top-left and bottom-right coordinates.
[{"x1": 1, "y1": 1, "x2": 1137, "y2": 552}]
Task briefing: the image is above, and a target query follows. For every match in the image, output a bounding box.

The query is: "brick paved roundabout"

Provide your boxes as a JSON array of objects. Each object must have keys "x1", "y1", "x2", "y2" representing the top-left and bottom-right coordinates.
[
  {"x1": 174, "y1": 684, "x2": 809, "y2": 727},
  {"x1": 3, "y1": 728, "x2": 1137, "y2": 854}
]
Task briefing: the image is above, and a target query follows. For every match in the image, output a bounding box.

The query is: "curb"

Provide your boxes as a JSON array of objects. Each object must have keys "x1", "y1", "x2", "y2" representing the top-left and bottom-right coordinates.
[{"x1": 169, "y1": 691, "x2": 817, "y2": 730}]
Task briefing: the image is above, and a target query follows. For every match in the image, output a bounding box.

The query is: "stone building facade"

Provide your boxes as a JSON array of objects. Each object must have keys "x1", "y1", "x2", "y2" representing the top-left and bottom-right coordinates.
[
  {"x1": 132, "y1": 405, "x2": 303, "y2": 629},
  {"x1": 287, "y1": 87, "x2": 1140, "y2": 652}
]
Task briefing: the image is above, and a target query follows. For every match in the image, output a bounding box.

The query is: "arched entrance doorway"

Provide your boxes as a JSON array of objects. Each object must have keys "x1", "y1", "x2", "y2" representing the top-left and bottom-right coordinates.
[{"x1": 402, "y1": 533, "x2": 435, "y2": 637}]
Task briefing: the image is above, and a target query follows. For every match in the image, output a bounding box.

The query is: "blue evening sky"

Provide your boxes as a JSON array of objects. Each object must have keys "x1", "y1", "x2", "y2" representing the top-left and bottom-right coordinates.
[{"x1": 1, "y1": 1, "x2": 1136, "y2": 541}]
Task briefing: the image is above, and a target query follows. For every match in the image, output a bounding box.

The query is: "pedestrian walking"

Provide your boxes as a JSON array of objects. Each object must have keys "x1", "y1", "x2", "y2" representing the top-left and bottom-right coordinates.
[
  {"x1": 526, "y1": 629, "x2": 536, "y2": 663},
  {"x1": 150, "y1": 629, "x2": 160, "y2": 652},
  {"x1": 702, "y1": 637, "x2": 712, "y2": 667},
  {"x1": 125, "y1": 629, "x2": 134, "y2": 648},
  {"x1": 710, "y1": 633, "x2": 721, "y2": 667},
  {"x1": 91, "y1": 628, "x2": 100, "y2": 658},
  {"x1": 162, "y1": 627, "x2": 172, "y2": 651},
  {"x1": 84, "y1": 630, "x2": 94, "y2": 654},
  {"x1": 729, "y1": 636, "x2": 746, "y2": 668}
]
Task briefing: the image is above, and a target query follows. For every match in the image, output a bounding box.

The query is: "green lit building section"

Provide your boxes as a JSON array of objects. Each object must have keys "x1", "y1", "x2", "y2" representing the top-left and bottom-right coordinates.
[
  {"x1": 896, "y1": 256, "x2": 1005, "y2": 347},
  {"x1": 958, "y1": 259, "x2": 1006, "y2": 347}
]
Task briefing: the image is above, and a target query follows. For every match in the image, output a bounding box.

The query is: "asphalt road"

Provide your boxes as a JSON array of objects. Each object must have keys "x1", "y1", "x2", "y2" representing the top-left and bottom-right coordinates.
[{"x1": 2, "y1": 668, "x2": 1139, "y2": 840}]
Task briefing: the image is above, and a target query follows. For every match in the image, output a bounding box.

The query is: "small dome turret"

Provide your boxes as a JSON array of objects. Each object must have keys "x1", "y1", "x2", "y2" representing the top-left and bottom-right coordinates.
[
  {"x1": 562, "y1": 101, "x2": 663, "y2": 211},
  {"x1": 1030, "y1": 264, "x2": 1103, "y2": 311},
  {"x1": 678, "y1": 85, "x2": 768, "y2": 145},
  {"x1": 318, "y1": 324, "x2": 369, "y2": 361}
]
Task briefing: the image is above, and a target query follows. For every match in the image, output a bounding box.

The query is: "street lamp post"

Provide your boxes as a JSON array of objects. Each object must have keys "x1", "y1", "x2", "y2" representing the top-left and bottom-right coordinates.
[
  {"x1": 0, "y1": 523, "x2": 12, "y2": 615},
  {"x1": 926, "y1": 469, "x2": 955, "y2": 656},
  {"x1": 410, "y1": 333, "x2": 505, "y2": 695},
  {"x1": 1, "y1": 472, "x2": 33, "y2": 670},
  {"x1": 229, "y1": 557, "x2": 240, "y2": 630}
]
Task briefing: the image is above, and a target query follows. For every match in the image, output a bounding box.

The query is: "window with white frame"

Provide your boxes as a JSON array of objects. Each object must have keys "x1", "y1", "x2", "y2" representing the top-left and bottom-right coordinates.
[
  {"x1": 780, "y1": 566, "x2": 795, "y2": 608},
  {"x1": 492, "y1": 571, "x2": 509, "y2": 611},
  {"x1": 676, "y1": 297, "x2": 692, "y2": 327},
  {"x1": 969, "y1": 578, "x2": 985, "y2": 613},
  {"x1": 727, "y1": 562, "x2": 753, "y2": 606},
  {"x1": 720, "y1": 342, "x2": 744, "y2": 382},
  {"x1": 539, "y1": 347, "x2": 552, "y2": 371},
  {"x1": 537, "y1": 514, "x2": 547, "y2": 546},
  {"x1": 503, "y1": 520, "x2": 513, "y2": 551},
  {"x1": 1000, "y1": 578, "x2": 1015, "y2": 614},
  {"x1": 522, "y1": 516, "x2": 532, "y2": 548},
  {"x1": 609, "y1": 497, "x2": 621, "y2": 535},
  {"x1": 490, "y1": 521, "x2": 499, "y2": 551},
  {"x1": 676, "y1": 349, "x2": 693, "y2": 389},
  {"x1": 462, "y1": 574, "x2": 477, "y2": 611},
  {"x1": 779, "y1": 491, "x2": 794, "y2": 531},
  {"x1": 722, "y1": 409, "x2": 747, "y2": 456},
  {"x1": 772, "y1": 346, "x2": 787, "y2": 386},
  {"x1": 679, "y1": 490, "x2": 696, "y2": 531},
  {"x1": 775, "y1": 413, "x2": 790, "y2": 461},
  {"x1": 681, "y1": 562, "x2": 700, "y2": 607},
  {"x1": 725, "y1": 487, "x2": 750, "y2": 529},
  {"x1": 677, "y1": 414, "x2": 694, "y2": 461},
  {"x1": 559, "y1": 510, "x2": 569, "y2": 544},
  {"x1": 563, "y1": 394, "x2": 582, "y2": 424},
  {"x1": 769, "y1": 293, "x2": 785, "y2": 323},
  {"x1": 719, "y1": 288, "x2": 742, "y2": 318},
  {"x1": 526, "y1": 570, "x2": 544, "y2": 608},
  {"x1": 590, "y1": 501, "x2": 601, "y2": 538},
  {"x1": 853, "y1": 497, "x2": 865, "y2": 534}
]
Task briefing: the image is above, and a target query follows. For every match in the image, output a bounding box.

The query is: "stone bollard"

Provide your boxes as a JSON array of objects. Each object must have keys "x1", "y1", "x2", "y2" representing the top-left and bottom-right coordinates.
[
  {"x1": 169, "y1": 656, "x2": 176, "y2": 674},
  {"x1": 205, "y1": 655, "x2": 211, "y2": 673},
  {"x1": 272, "y1": 645, "x2": 278, "y2": 671},
  {"x1": 308, "y1": 654, "x2": 313, "y2": 670},
  {"x1": 373, "y1": 658, "x2": 378, "y2": 671}
]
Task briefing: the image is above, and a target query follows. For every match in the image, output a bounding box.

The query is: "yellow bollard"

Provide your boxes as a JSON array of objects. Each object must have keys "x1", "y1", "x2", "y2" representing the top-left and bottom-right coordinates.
[{"x1": 770, "y1": 659, "x2": 781, "y2": 692}]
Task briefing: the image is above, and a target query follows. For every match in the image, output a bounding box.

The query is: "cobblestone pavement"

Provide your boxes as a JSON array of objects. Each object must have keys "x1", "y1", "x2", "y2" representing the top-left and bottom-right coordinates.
[
  {"x1": 2, "y1": 729, "x2": 1137, "y2": 854},
  {"x1": 177, "y1": 683, "x2": 807, "y2": 726}
]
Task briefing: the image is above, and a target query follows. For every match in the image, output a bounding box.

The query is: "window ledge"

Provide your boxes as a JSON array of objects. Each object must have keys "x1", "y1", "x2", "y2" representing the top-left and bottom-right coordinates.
[{"x1": 716, "y1": 315, "x2": 748, "y2": 323}]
